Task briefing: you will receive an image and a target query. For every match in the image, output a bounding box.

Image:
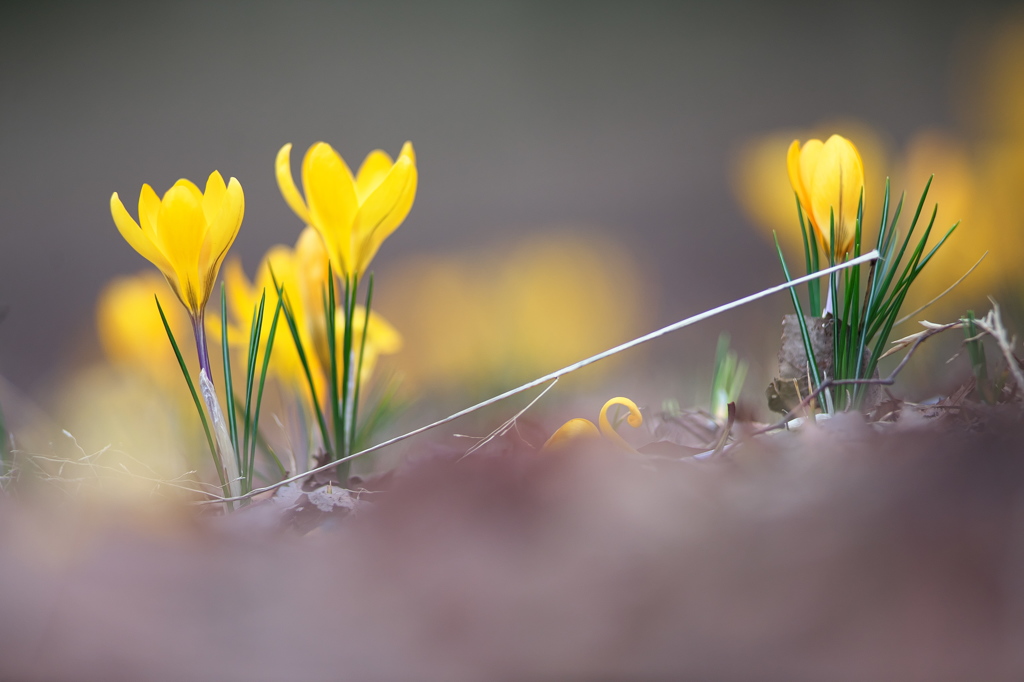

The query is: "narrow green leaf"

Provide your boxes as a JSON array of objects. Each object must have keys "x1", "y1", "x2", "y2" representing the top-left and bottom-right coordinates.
[
  {"x1": 872, "y1": 178, "x2": 933, "y2": 319},
  {"x1": 349, "y1": 272, "x2": 375, "y2": 455},
  {"x1": 269, "y1": 267, "x2": 332, "y2": 454},
  {"x1": 339, "y1": 272, "x2": 358, "y2": 468},
  {"x1": 220, "y1": 285, "x2": 240, "y2": 475},
  {"x1": 325, "y1": 271, "x2": 342, "y2": 462},
  {"x1": 242, "y1": 291, "x2": 266, "y2": 487},
  {"x1": 155, "y1": 296, "x2": 227, "y2": 497},
  {"x1": 774, "y1": 232, "x2": 823, "y2": 395},
  {"x1": 249, "y1": 294, "x2": 283, "y2": 488}
]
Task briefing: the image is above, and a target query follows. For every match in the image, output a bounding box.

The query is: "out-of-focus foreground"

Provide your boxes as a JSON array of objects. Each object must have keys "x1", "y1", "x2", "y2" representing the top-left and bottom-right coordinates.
[{"x1": 1, "y1": 413, "x2": 1022, "y2": 680}]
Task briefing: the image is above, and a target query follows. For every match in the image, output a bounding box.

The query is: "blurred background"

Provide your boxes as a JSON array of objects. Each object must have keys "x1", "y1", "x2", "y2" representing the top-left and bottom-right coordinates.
[{"x1": 2, "y1": 0, "x2": 1024, "y2": 448}]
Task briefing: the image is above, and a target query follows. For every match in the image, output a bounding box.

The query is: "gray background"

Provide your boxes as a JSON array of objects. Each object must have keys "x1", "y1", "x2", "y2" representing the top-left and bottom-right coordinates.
[{"x1": 0, "y1": 0, "x2": 1012, "y2": 396}]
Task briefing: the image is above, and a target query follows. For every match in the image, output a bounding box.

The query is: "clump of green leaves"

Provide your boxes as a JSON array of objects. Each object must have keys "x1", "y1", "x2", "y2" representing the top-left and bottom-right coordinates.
[
  {"x1": 158, "y1": 285, "x2": 282, "y2": 507},
  {"x1": 775, "y1": 176, "x2": 960, "y2": 411}
]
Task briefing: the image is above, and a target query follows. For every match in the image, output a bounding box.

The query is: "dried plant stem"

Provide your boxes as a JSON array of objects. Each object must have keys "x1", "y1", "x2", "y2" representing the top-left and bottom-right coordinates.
[
  {"x1": 196, "y1": 251, "x2": 879, "y2": 507},
  {"x1": 973, "y1": 300, "x2": 1024, "y2": 392},
  {"x1": 457, "y1": 378, "x2": 560, "y2": 460}
]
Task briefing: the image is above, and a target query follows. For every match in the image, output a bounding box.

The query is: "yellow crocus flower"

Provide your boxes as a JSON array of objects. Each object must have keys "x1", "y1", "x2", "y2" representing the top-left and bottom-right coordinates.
[
  {"x1": 787, "y1": 134, "x2": 864, "y2": 259},
  {"x1": 111, "y1": 171, "x2": 244, "y2": 321},
  {"x1": 542, "y1": 397, "x2": 643, "y2": 454},
  {"x1": 223, "y1": 227, "x2": 402, "y2": 400},
  {"x1": 96, "y1": 270, "x2": 193, "y2": 389},
  {"x1": 275, "y1": 141, "x2": 417, "y2": 279}
]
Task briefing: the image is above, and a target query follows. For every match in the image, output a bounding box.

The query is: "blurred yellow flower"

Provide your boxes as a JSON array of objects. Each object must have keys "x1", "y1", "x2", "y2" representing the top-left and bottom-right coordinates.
[
  {"x1": 542, "y1": 397, "x2": 643, "y2": 454},
  {"x1": 42, "y1": 365, "x2": 198, "y2": 502},
  {"x1": 377, "y1": 230, "x2": 650, "y2": 394},
  {"x1": 96, "y1": 270, "x2": 194, "y2": 389},
  {"x1": 787, "y1": 134, "x2": 864, "y2": 258},
  {"x1": 276, "y1": 141, "x2": 417, "y2": 279},
  {"x1": 111, "y1": 171, "x2": 244, "y2": 321},
  {"x1": 223, "y1": 227, "x2": 402, "y2": 401}
]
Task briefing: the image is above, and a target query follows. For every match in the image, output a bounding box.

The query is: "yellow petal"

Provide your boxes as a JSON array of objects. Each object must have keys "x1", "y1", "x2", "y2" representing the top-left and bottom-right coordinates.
[
  {"x1": 275, "y1": 144, "x2": 313, "y2": 226},
  {"x1": 157, "y1": 184, "x2": 207, "y2": 314},
  {"x1": 354, "y1": 150, "x2": 394, "y2": 202},
  {"x1": 597, "y1": 397, "x2": 643, "y2": 454},
  {"x1": 810, "y1": 134, "x2": 864, "y2": 257},
  {"x1": 170, "y1": 178, "x2": 204, "y2": 203},
  {"x1": 111, "y1": 192, "x2": 177, "y2": 283},
  {"x1": 96, "y1": 270, "x2": 190, "y2": 387},
  {"x1": 302, "y1": 142, "x2": 358, "y2": 276},
  {"x1": 796, "y1": 139, "x2": 824, "y2": 230},
  {"x1": 356, "y1": 307, "x2": 403, "y2": 354},
  {"x1": 222, "y1": 257, "x2": 255, "y2": 326},
  {"x1": 353, "y1": 151, "x2": 418, "y2": 272},
  {"x1": 294, "y1": 225, "x2": 330, "y2": 280},
  {"x1": 786, "y1": 140, "x2": 813, "y2": 218},
  {"x1": 201, "y1": 171, "x2": 227, "y2": 225},
  {"x1": 138, "y1": 184, "x2": 162, "y2": 241},
  {"x1": 541, "y1": 418, "x2": 601, "y2": 452},
  {"x1": 198, "y1": 176, "x2": 244, "y2": 306}
]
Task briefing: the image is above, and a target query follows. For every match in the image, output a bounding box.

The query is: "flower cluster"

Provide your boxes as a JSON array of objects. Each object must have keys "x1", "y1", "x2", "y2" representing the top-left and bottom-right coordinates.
[{"x1": 109, "y1": 141, "x2": 417, "y2": 495}]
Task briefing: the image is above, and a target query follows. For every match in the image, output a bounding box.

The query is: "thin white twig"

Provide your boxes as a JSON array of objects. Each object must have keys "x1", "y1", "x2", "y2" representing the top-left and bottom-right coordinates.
[
  {"x1": 196, "y1": 251, "x2": 879, "y2": 506},
  {"x1": 458, "y1": 378, "x2": 558, "y2": 460}
]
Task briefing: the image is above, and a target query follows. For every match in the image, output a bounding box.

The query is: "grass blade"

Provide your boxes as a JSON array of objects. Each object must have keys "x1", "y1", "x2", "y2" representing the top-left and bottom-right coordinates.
[{"x1": 269, "y1": 267, "x2": 332, "y2": 454}]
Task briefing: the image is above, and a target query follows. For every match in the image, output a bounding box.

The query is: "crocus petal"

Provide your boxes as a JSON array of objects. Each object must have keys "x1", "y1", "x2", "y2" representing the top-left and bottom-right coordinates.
[
  {"x1": 786, "y1": 140, "x2": 813, "y2": 218},
  {"x1": 302, "y1": 142, "x2": 358, "y2": 275},
  {"x1": 294, "y1": 225, "x2": 330, "y2": 279},
  {"x1": 541, "y1": 418, "x2": 601, "y2": 452},
  {"x1": 111, "y1": 192, "x2": 177, "y2": 283},
  {"x1": 170, "y1": 178, "x2": 204, "y2": 203},
  {"x1": 198, "y1": 177, "x2": 245, "y2": 307},
  {"x1": 157, "y1": 184, "x2": 207, "y2": 314},
  {"x1": 810, "y1": 135, "x2": 864, "y2": 257},
  {"x1": 354, "y1": 306, "x2": 403, "y2": 354},
  {"x1": 201, "y1": 171, "x2": 227, "y2": 225},
  {"x1": 293, "y1": 226, "x2": 331, "y2": 322},
  {"x1": 597, "y1": 397, "x2": 643, "y2": 454},
  {"x1": 797, "y1": 139, "x2": 824, "y2": 227},
  {"x1": 354, "y1": 150, "x2": 394, "y2": 202},
  {"x1": 275, "y1": 144, "x2": 313, "y2": 226},
  {"x1": 353, "y1": 147, "x2": 417, "y2": 272},
  {"x1": 138, "y1": 184, "x2": 163, "y2": 241},
  {"x1": 222, "y1": 257, "x2": 255, "y2": 324}
]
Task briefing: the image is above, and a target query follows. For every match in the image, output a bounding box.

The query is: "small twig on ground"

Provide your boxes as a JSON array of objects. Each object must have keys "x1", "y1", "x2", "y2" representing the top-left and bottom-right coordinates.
[
  {"x1": 973, "y1": 299, "x2": 1024, "y2": 392},
  {"x1": 457, "y1": 379, "x2": 558, "y2": 460}
]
